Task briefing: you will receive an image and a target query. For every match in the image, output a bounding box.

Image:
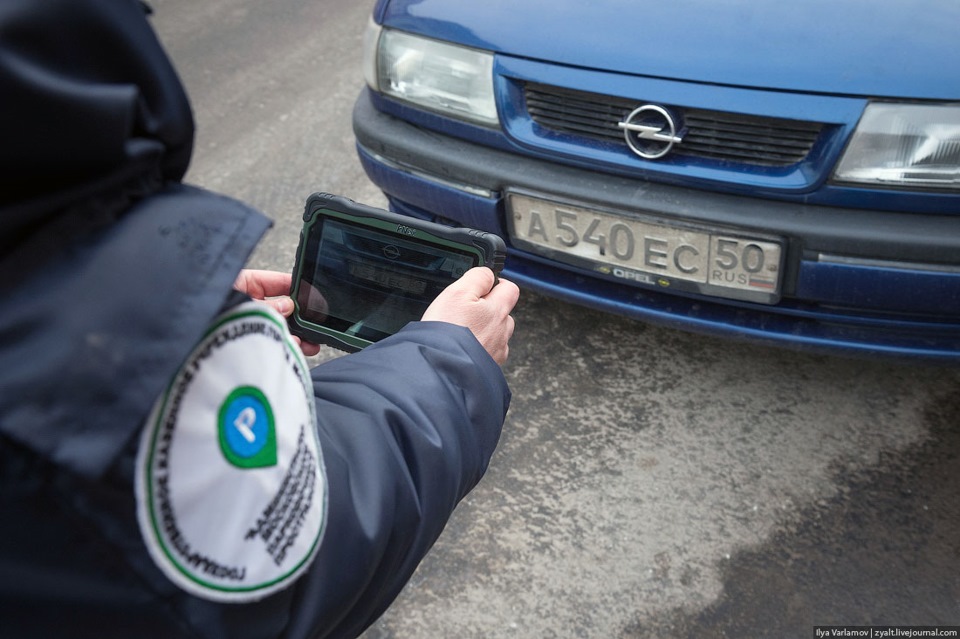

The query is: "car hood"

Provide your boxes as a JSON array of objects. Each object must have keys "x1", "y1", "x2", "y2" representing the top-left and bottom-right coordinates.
[{"x1": 379, "y1": 0, "x2": 960, "y2": 100}]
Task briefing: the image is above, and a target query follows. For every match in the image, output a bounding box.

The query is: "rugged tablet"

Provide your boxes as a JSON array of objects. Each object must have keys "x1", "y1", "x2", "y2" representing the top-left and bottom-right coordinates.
[{"x1": 289, "y1": 192, "x2": 506, "y2": 352}]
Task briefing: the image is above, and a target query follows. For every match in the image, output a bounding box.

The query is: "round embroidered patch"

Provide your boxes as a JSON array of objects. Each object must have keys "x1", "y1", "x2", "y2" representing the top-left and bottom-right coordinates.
[{"x1": 136, "y1": 302, "x2": 327, "y2": 603}]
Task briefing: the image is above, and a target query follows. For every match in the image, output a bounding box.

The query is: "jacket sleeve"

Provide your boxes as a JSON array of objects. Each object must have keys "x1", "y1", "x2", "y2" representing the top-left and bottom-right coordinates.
[
  {"x1": 0, "y1": 317, "x2": 509, "y2": 639},
  {"x1": 287, "y1": 321, "x2": 510, "y2": 639}
]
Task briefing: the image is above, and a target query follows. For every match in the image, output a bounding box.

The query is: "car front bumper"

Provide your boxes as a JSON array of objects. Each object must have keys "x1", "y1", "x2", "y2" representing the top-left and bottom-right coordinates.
[{"x1": 353, "y1": 90, "x2": 960, "y2": 361}]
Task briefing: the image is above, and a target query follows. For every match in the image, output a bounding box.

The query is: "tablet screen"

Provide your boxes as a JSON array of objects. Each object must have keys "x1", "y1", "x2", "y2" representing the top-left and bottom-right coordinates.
[{"x1": 295, "y1": 216, "x2": 479, "y2": 343}]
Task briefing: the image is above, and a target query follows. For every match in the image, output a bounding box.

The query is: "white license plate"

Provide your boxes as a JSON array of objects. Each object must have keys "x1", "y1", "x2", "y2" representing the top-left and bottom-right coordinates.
[{"x1": 507, "y1": 192, "x2": 784, "y2": 304}]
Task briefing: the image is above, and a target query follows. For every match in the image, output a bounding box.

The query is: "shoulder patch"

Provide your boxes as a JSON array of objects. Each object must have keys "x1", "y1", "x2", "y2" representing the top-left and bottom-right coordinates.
[{"x1": 136, "y1": 301, "x2": 327, "y2": 603}]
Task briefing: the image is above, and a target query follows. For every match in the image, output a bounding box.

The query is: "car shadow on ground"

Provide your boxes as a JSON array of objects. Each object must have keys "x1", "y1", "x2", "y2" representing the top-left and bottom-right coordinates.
[{"x1": 624, "y1": 386, "x2": 960, "y2": 638}]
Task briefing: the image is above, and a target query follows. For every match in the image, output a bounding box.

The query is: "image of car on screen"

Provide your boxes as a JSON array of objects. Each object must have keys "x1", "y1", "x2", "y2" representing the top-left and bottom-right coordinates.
[{"x1": 300, "y1": 220, "x2": 474, "y2": 341}]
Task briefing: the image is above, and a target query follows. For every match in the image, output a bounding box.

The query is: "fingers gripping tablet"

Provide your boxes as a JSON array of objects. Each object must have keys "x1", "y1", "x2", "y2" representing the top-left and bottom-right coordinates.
[{"x1": 288, "y1": 193, "x2": 506, "y2": 352}]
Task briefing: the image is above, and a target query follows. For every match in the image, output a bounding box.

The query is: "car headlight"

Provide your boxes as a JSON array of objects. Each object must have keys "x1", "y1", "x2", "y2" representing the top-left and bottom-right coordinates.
[
  {"x1": 834, "y1": 102, "x2": 960, "y2": 190},
  {"x1": 363, "y1": 20, "x2": 498, "y2": 126}
]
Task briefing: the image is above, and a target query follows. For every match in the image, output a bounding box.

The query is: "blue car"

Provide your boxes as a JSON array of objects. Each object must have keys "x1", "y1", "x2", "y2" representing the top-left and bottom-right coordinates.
[{"x1": 352, "y1": 0, "x2": 960, "y2": 361}]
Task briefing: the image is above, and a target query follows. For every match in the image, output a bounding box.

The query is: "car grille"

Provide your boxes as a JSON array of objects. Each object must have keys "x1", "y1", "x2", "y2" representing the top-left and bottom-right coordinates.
[
  {"x1": 524, "y1": 83, "x2": 824, "y2": 168},
  {"x1": 345, "y1": 234, "x2": 437, "y2": 268}
]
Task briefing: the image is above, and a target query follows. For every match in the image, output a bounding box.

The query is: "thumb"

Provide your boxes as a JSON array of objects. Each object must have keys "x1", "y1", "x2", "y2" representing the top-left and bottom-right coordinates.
[
  {"x1": 264, "y1": 296, "x2": 294, "y2": 317},
  {"x1": 451, "y1": 267, "x2": 496, "y2": 299}
]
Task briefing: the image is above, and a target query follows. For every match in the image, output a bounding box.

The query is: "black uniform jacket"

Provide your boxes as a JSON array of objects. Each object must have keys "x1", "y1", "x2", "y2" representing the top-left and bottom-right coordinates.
[{"x1": 0, "y1": 1, "x2": 510, "y2": 637}]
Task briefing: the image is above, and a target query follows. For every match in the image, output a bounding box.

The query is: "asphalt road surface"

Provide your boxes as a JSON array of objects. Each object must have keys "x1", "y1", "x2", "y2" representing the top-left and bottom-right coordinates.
[{"x1": 153, "y1": 1, "x2": 960, "y2": 636}]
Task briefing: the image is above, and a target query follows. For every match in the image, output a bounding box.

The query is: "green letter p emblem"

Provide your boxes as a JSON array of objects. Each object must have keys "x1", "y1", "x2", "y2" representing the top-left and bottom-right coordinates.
[{"x1": 218, "y1": 386, "x2": 278, "y2": 469}]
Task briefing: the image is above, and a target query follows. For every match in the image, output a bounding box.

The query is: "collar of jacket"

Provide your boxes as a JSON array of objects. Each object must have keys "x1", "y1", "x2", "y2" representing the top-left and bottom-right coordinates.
[{"x1": 0, "y1": 184, "x2": 270, "y2": 478}]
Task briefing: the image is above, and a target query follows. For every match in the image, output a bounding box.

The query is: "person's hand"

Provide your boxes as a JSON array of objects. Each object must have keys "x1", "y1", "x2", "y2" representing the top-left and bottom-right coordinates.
[
  {"x1": 234, "y1": 269, "x2": 322, "y2": 357},
  {"x1": 421, "y1": 267, "x2": 519, "y2": 365}
]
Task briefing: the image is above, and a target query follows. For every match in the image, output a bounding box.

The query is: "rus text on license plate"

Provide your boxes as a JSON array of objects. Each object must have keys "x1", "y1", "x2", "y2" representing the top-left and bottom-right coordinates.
[{"x1": 507, "y1": 192, "x2": 783, "y2": 304}]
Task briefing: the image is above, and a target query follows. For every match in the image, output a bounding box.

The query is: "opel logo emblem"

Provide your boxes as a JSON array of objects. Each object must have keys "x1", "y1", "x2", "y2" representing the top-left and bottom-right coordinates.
[
  {"x1": 382, "y1": 244, "x2": 401, "y2": 259},
  {"x1": 618, "y1": 104, "x2": 683, "y2": 160}
]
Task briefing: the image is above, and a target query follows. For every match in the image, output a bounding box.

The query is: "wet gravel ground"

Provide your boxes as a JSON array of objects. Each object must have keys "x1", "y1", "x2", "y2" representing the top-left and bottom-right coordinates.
[
  {"x1": 633, "y1": 388, "x2": 960, "y2": 637},
  {"x1": 359, "y1": 293, "x2": 960, "y2": 638}
]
